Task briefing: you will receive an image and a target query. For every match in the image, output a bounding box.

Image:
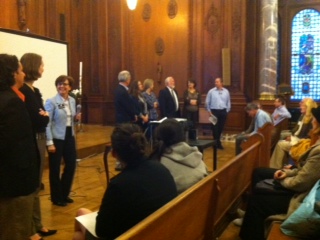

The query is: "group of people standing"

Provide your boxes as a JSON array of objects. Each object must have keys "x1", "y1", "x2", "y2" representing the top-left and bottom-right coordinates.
[
  {"x1": 114, "y1": 70, "x2": 231, "y2": 149},
  {"x1": 0, "y1": 53, "x2": 80, "y2": 240}
]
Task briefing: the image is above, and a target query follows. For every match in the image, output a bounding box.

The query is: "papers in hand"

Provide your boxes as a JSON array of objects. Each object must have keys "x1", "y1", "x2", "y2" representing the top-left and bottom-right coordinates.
[
  {"x1": 209, "y1": 115, "x2": 217, "y2": 125},
  {"x1": 150, "y1": 117, "x2": 187, "y2": 123},
  {"x1": 150, "y1": 117, "x2": 167, "y2": 123},
  {"x1": 75, "y1": 211, "x2": 98, "y2": 238}
]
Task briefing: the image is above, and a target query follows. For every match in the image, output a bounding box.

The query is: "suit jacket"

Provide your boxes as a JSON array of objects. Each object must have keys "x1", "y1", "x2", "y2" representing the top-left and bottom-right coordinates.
[
  {"x1": 95, "y1": 159, "x2": 177, "y2": 239},
  {"x1": 114, "y1": 84, "x2": 136, "y2": 124},
  {"x1": 45, "y1": 94, "x2": 76, "y2": 145},
  {"x1": 158, "y1": 87, "x2": 180, "y2": 118},
  {"x1": 19, "y1": 84, "x2": 49, "y2": 133},
  {"x1": 0, "y1": 88, "x2": 39, "y2": 197}
]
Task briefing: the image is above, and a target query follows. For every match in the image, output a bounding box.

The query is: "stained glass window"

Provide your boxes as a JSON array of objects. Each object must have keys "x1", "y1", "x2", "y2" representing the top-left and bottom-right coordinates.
[{"x1": 291, "y1": 9, "x2": 320, "y2": 101}]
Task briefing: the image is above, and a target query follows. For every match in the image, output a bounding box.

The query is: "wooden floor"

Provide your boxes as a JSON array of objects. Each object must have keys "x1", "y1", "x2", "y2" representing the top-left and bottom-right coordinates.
[{"x1": 40, "y1": 125, "x2": 241, "y2": 239}]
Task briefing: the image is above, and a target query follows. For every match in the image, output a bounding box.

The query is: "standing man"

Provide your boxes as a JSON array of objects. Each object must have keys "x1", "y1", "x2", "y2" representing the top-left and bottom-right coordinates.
[
  {"x1": 114, "y1": 70, "x2": 136, "y2": 171},
  {"x1": 159, "y1": 76, "x2": 180, "y2": 118},
  {"x1": 205, "y1": 77, "x2": 231, "y2": 149},
  {"x1": 114, "y1": 70, "x2": 136, "y2": 124}
]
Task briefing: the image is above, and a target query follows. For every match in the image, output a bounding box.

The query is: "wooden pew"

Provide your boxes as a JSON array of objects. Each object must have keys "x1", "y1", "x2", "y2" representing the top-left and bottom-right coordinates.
[
  {"x1": 257, "y1": 122, "x2": 274, "y2": 167},
  {"x1": 116, "y1": 133, "x2": 264, "y2": 240}
]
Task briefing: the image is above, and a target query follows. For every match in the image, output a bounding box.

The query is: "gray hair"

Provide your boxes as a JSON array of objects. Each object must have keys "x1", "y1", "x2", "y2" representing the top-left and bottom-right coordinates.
[
  {"x1": 165, "y1": 76, "x2": 172, "y2": 86},
  {"x1": 245, "y1": 102, "x2": 259, "y2": 111},
  {"x1": 118, "y1": 70, "x2": 131, "y2": 82},
  {"x1": 143, "y1": 78, "x2": 154, "y2": 90}
]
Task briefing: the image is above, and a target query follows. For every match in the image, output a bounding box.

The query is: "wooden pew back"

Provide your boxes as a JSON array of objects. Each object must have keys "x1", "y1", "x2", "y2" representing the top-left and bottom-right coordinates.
[
  {"x1": 116, "y1": 134, "x2": 263, "y2": 240},
  {"x1": 257, "y1": 122, "x2": 274, "y2": 167}
]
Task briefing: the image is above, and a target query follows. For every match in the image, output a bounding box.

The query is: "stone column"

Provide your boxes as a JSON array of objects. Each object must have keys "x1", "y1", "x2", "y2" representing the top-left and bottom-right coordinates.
[{"x1": 259, "y1": 0, "x2": 278, "y2": 100}]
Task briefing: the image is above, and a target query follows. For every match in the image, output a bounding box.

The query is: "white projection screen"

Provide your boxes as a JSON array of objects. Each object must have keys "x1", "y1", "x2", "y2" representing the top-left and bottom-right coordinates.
[{"x1": 0, "y1": 28, "x2": 68, "y2": 102}]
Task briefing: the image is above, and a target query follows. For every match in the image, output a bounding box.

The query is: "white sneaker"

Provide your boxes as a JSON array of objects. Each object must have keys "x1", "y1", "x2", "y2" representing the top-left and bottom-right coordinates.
[
  {"x1": 237, "y1": 208, "x2": 246, "y2": 218},
  {"x1": 233, "y1": 218, "x2": 243, "y2": 227}
]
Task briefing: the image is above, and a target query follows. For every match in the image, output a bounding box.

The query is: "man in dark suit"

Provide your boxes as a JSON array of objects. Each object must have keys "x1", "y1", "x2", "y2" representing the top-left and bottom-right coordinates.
[
  {"x1": 114, "y1": 70, "x2": 136, "y2": 124},
  {"x1": 158, "y1": 76, "x2": 180, "y2": 118}
]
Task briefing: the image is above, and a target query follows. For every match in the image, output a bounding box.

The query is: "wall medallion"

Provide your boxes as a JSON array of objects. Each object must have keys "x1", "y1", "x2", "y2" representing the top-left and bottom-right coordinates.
[
  {"x1": 205, "y1": 3, "x2": 220, "y2": 36},
  {"x1": 142, "y1": 3, "x2": 152, "y2": 22},
  {"x1": 155, "y1": 37, "x2": 165, "y2": 56},
  {"x1": 168, "y1": 0, "x2": 178, "y2": 19}
]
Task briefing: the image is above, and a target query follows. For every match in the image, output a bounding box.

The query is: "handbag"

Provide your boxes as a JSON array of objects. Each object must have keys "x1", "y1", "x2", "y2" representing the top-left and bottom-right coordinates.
[
  {"x1": 280, "y1": 180, "x2": 320, "y2": 238},
  {"x1": 289, "y1": 139, "x2": 311, "y2": 162},
  {"x1": 254, "y1": 179, "x2": 295, "y2": 195}
]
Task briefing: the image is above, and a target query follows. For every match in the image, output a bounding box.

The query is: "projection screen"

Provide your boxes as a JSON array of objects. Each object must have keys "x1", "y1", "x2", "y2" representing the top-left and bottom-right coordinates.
[{"x1": 0, "y1": 28, "x2": 68, "y2": 102}]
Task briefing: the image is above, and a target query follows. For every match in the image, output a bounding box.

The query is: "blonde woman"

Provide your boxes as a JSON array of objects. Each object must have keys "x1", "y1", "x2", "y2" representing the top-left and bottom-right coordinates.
[{"x1": 269, "y1": 98, "x2": 317, "y2": 168}]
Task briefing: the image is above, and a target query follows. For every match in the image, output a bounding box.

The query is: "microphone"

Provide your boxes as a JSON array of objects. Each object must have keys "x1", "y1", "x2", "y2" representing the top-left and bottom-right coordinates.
[{"x1": 76, "y1": 104, "x2": 82, "y2": 114}]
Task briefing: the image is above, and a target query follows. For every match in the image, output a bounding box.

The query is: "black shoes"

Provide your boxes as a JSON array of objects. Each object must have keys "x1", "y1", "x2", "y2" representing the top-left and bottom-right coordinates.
[
  {"x1": 52, "y1": 201, "x2": 67, "y2": 207},
  {"x1": 52, "y1": 197, "x2": 74, "y2": 206},
  {"x1": 37, "y1": 229, "x2": 57, "y2": 236},
  {"x1": 65, "y1": 197, "x2": 74, "y2": 203}
]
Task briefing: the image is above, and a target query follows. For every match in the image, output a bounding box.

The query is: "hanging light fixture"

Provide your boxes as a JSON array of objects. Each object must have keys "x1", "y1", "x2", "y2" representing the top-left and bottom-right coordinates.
[{"x1": 126, "y1": 0, "x2": 138, "y2": 10}]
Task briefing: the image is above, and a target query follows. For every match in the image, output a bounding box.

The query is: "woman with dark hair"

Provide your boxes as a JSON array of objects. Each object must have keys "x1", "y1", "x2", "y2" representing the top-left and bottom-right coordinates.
[
  {"x1": 45, "y1": 75, "x2": 81, "y2": 207},
  {"x1": 129, "y1": 80, "x2": 149, "y2": 130},
  {"x1": 183, "y1": 79, "x2": 201, "y2": 130},
  {"x1": 238, "y1": 106, "x2": 320, "y2": 240},
  {"x1": 20, "y1": 53, "x2": 57, "y2": 238},
  {"x1": 0, "y1": 54, "x2": 40, "y2": 239},
  {"x1": 73, "y1": 124, "x2": 177, "y2": 240},
  {"x1": 150, "y1": 119, "x2": 208, "y2": 193}
]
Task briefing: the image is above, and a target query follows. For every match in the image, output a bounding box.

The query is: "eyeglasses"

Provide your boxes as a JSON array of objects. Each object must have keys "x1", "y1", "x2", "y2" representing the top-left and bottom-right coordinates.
[{"x1": 57, "y1": 82, "x2": 69, "y2": 86}]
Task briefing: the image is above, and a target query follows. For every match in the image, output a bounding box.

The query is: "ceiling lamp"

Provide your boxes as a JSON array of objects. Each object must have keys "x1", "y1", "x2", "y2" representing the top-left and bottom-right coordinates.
[{"x1": 126, "y1": 0, "x2": 138, "y2": 10}]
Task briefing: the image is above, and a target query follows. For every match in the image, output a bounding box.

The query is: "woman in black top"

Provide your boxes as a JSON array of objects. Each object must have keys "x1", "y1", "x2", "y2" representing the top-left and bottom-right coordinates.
[
  {"x1": 20, "y1": 53, "x2": 57, "y2": 238},
  {"x1": 73, "y1": 124, "x2": 177, "y2": 240}
]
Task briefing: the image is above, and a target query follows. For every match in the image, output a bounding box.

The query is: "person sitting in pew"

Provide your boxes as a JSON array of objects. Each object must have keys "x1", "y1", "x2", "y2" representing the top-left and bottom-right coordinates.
[
  {"x1": 235, "y1": 102, "x2": 272, "y2": 155},
  {"x1": 238, "y1": 106, "x2": 320, "y2": 240},
  {"x1": 149, "y1": 118, "x2": 208, "y2": 194},
  {"x1": 73, "y1": 124, "x2": 177, "y2": 240},
  {"x1": 269, "y1": 97, "x2": 317, "y2": 169}
]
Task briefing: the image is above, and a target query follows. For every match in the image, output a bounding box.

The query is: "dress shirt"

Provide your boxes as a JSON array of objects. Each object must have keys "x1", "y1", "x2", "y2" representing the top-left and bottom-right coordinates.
[
  {"x1": 205, "y1": 87, "x2": 231, "y2": 112},
  {"x1": 168, "y1": 87, "x2": 179, "y2": 111},
  {"x1": 272, "y1": 105, "x2": 291, "y2": 126},
  {"x1": 250, "y1": 109, "x2": 272, "y2": 135}
]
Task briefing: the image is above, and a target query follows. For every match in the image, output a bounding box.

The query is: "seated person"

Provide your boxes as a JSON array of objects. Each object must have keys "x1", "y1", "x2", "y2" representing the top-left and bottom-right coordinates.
[
  {"x1": 269, "y1": 98, "x2": 317, "y2": 169},
  {"x1": 270, "y1": 96, "x2": 292, "y2": 151},
  {"x1": 149, "y1": 118, "x2": 208, "y2": 194},
  {"x1": 73, "y1": 124, "x2": 177, "y2": 240},
  {"x1": 239, "y1": 106, "x2": 320, "y2": 240},
  {"x1": 235, "y1": 102, "x2": 272, "y2": 155}
]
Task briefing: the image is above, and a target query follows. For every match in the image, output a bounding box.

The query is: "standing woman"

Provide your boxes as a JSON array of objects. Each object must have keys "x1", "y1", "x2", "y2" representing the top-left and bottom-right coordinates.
[
  {"x1": 0, "y1": 54, "x2": 39, "y2": 239},
  {"x1": 20, "y1": 53, "x2": 57, "y2": 238},
  {"x1": 129, "y1": 80, "x2": 149, "y2": 131},
  {"x1": 183, "y1": 79, "x2": 201, "y2": 130},
  {"x1": 142, "y1": 78, "x2": 159, "y2": 121},
  {"x1": 45, "y1": 75, "x2": 81, "y2": 206}
]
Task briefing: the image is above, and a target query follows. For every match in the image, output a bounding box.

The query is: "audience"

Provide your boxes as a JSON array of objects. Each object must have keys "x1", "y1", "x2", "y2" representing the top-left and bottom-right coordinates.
[
  {"x1": 73, "y1": 124, "x2": 177, "y2": 240},
  {"x1": 150, "y1": 118, "x2": 208, "y2": 193},
  {"x1": 238, "y1": 106, "x2": 320, "y2": 240},
  {"x1": 269, "y1": 98, "x2": 317, "y2": 168},
  {"x1": 45, "y1": 75, "x2": 81, "y2": 207},
  {"x1": 0, "y1": 54, "x2": 40, "y2": 240},
  {"x1": 20, "y1": 53, "x2": 57, "y2": 238}
]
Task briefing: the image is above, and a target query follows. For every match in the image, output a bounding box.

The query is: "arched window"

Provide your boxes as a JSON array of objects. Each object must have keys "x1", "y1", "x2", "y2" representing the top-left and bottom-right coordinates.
[{"x1": 291, "y1": 9, "x2": 320, "y2": 101}]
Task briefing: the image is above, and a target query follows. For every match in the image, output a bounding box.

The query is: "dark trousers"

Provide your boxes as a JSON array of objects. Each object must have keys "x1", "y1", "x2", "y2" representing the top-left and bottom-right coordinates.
[
  {"x1": 239, "y1": 168, "x2": 294, "y2": 240},
  {"x1": 210, "y1": 109, "x2": 227, "y2": 146},
  {"x1": 185, "y1": 110, "x2": 198, "y2": 130},
  {"x1": 48, "y1": 127, "x2": 76, "y2": 203},
  {"x1": 235, "y1": 133, "x2": 248, "y2": 155}
]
